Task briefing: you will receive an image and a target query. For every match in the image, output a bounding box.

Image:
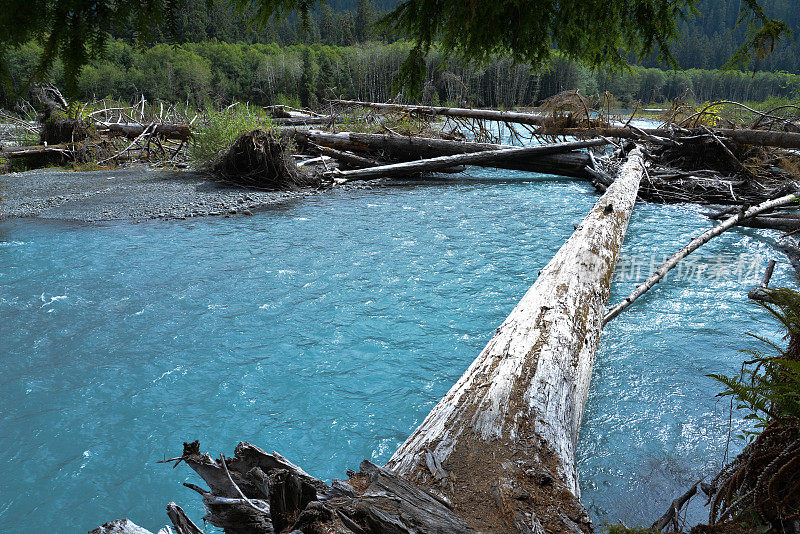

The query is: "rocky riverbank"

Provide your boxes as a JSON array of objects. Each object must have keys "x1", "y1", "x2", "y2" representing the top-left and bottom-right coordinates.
[{"x1": 0, "y1": 167, "x2": 322, "y2": 222}]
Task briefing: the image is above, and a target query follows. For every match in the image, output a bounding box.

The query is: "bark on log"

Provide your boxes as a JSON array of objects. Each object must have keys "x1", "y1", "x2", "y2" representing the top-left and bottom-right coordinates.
[
  {"x1": 293, "y1": 130, "x2": 594, "y2": 179},
  {"x1": 385, "y1": 148, "x2": 647, "y2": 533},
  {"x1": 102, "y1": 123, "x2": 191, "y2": 141},
  {"x1": 603, "y1": 192, "x2": 800, "y2": 324},
  {"x1": 327, "y1": 138, "x2": 608, "y2": 183}
]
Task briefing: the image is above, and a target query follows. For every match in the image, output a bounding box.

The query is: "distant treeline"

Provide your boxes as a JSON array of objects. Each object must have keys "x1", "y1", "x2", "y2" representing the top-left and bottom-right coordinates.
[
  {"x1": 108, "y1": 0, "x2": 800, "y2": 73},
  {"x1": 5, "y1": 40, "x2": 800, "y2": 109}
]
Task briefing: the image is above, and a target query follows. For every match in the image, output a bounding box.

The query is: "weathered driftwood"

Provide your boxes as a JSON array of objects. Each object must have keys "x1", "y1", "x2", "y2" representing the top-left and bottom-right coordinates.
[
  {"x1": 161, "y1": 440, "x2": 472, "y2": 534},
  {"x1": 307, "y1": 142, "x2": 381, "y2": 169},
  {"x1": 326, "y1": 138, "x2": 609, "y2": 183},
  {"x1": 651, "y1": 481, "x2": 701, "y2": 532},
  {"x1": 293, "y1": 130, "x2": 594, "y2": 179},
  {"x1": 166, "y1": 502, "x2": 204, "y2": 534},
  {"x1": 0, "y1": 143, "x2": 75, "y2": 158},
  {"x1": 551, "y1": 126, "x2": 800, "y2": 150},
  {"x1": 88, "y1": 519, "x2": 157, "y2": 534},
  {"x1": 88, "y1": 503, "x2": 203, "y2": 534},
  {"x1": 384, "y1": 148, "x2": 646, "y2": 533},
  {"x1": 603, "y1": 192, "x2": 800, "y2": 324}
]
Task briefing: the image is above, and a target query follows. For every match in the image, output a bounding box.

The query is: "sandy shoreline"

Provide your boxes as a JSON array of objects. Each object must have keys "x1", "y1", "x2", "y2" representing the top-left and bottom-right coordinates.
[{"x1": 0, "y1": 167, "x2": 318, "y2": 222}]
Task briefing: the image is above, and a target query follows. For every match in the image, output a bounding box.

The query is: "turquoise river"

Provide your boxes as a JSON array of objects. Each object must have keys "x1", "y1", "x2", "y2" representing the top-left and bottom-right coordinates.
[{"x1": 0, "y1": 168, "x2": 791, "y2": 532}]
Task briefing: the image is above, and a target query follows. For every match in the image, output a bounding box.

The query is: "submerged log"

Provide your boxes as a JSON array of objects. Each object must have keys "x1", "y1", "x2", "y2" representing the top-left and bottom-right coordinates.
[
  {"x1": 327, "y1": 138, "x2": 609, "y2": 182},
  {"x1": 385, "y1": 148, "x2": 647, "y2": 533},
  {"x1": 293, "y1": 130, "x2": 594, "y2": 179}
]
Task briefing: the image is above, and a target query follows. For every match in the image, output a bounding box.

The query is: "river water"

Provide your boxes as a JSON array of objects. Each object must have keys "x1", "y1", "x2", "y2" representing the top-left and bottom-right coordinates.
[{"x1": 0, "y1": 169, "x2": 791, "y2": 532}]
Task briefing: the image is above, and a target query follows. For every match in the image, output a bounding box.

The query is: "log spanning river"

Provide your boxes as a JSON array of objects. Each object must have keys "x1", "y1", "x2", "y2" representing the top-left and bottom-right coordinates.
[{"x1": 0, "y1": 169, "x2": 790, "y2": 532}]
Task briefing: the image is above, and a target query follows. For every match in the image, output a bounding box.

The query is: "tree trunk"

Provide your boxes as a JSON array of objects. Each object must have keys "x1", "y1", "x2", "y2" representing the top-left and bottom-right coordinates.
[
  {"x1": 330, "y1": 101, "x2": 800, "y2": 149},
  {"x1": 385, "y1": 148, "x2": 646, "y2": 533},
  {"x1": 331, "y1": 99, "x2": 551, "y2": 126},
  {"x1": 328, "y1": 139, "x2": 608, "y2": 182},
  {"x1": 293, "y1": 130, "x2": 594, "y2": 179}
]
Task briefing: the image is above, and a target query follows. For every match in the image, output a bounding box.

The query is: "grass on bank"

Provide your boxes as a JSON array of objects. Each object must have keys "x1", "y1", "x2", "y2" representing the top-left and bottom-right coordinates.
[{"x1": 190, "y1": 105, "x2": 274, "y2": 168}]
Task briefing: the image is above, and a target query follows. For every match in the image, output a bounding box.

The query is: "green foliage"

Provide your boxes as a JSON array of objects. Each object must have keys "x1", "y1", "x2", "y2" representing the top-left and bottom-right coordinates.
[
  {"x1": 0, "y1": 0, "x2": 188, "y2": 98},
  {"x1": 710, "y1": 287, "x2": 800, "y2": 438},
  {"x1": 5, "y1": 39, "x2": 800, "y2": 109},
  {"x1": 721, "y1": 0, "x2": 793, "y2": 72},
  {"x1": 383, "y1": 0, "x2": 694, "y2": 91},
  {"x1": 190, "y1": 105, "x2": 273, "y2": 167}
]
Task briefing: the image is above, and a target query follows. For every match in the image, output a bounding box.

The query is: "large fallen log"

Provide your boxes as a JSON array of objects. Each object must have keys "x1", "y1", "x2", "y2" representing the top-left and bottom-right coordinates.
[
  {"x1": 384, "y1": 147, "x2": 647, "y2": 533},
  {"x1": 293, "y1": 130, "x2": 594, "y2": 179},
  {"x1": 552, "y1": 126, "x2": 800, "y2": 150},
  {"x1": 327, "y1": 138, "x2": 609, "y2": 183},
  {"x1": 603, "y1": 192, "x2": 800, "y2": 324}
]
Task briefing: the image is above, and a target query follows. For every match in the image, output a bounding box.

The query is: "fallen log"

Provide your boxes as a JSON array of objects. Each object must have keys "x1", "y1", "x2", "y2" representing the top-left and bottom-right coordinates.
[
  {"x1": 327, "y1": 138, "x2": 609, "y2": 183},
  {"x1": 307, "y1": 142, "x2": 381, "y2": 169},
  {"x1": 101, "y1": 123, "x2": 191, "y2": 141},
  {"x1": 385, "y1": 147, "x2": 646, "y2": 533},
  {"x1": 0, "y1": 143, "x2": 75, "y2": 158},
  {"x1": 551, "y1": 126, "x2": 800, "y2": 150},
  {"x1": 272, "y1": 116, "x2": 332, "y2": 126},
  {"x1": 603, "y1": 192, "x2": 800, "y2": 324},
  {"x1": 293, "y1": 130, "x2": 594, "y2": 179},
  {"x1": 331, "y1": 99, "x2": 551, "y2": 127},
  {"x1": 330, "y1": 100, "x2": 800, "y2": 149}
]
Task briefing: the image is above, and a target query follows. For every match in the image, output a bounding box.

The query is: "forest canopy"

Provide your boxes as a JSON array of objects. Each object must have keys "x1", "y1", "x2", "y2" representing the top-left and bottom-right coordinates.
[{"x1": 0, "y1": 0, "x2": 793, "y2": 98}]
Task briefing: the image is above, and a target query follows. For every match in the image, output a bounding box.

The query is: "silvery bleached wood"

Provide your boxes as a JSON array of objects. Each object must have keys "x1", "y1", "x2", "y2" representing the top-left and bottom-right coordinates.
[{"x1": 385, "y1": 148, "x2": 646, "y2": 533}]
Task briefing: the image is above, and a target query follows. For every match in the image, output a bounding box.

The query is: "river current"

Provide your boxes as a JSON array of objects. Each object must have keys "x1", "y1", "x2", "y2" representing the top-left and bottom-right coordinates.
[{"x1": 0, "y1": 169, "x2": 791, "y2": 532}]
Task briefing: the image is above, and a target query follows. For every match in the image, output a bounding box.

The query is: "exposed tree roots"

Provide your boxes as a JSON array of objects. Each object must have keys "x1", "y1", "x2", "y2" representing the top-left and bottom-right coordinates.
[{"x1": 214, "y1": 129, "x2": 321, "y2": 190}]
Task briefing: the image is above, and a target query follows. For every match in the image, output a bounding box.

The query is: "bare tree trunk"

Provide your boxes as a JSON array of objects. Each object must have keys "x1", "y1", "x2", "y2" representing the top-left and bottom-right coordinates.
[{"x1": 385, "y1": 148, "x2": 647, "y2": 533}]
